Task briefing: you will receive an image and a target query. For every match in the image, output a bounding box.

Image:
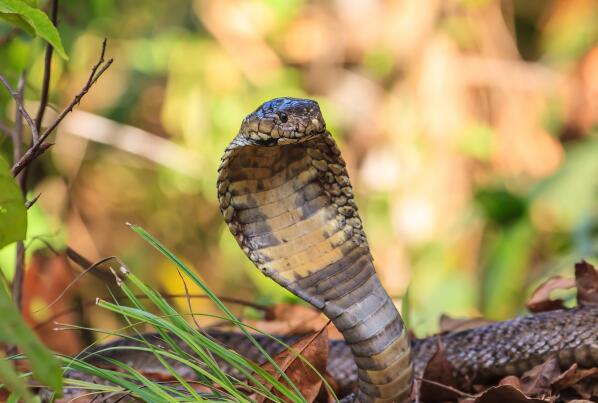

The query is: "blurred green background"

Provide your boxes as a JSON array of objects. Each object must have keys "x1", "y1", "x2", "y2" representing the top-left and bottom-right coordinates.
[{"x1": 1, "y1": 0, "x2": 598, "y2": 339}]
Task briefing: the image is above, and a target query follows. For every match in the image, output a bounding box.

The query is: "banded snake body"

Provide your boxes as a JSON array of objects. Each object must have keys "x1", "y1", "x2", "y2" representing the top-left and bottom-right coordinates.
[
  {"x1": 218, "y1": 97, "x2": 411, "y2": 402},
  {"x1": 214, "y1": 98, "x2": 598, "y2": 401},
  {"x1": 85, "y1": 98, "x2": 597, "y2": 402}
]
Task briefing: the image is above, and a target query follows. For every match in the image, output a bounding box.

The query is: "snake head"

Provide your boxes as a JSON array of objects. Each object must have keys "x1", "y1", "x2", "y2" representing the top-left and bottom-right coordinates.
[{"x1": 239, "y1": 97, "x2": 326, "y2": 145}]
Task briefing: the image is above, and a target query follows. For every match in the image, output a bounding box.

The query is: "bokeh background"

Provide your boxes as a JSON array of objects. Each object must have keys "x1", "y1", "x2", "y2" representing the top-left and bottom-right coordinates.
[{"x1": 1, "y1": 0, "x2": 598, "y2": 341}]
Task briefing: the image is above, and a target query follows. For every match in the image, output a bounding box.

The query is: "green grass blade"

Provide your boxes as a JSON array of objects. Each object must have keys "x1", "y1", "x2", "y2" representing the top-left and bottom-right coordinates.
[{"x1": 128, "y1": 224, "x2": 305, "y2": 403}]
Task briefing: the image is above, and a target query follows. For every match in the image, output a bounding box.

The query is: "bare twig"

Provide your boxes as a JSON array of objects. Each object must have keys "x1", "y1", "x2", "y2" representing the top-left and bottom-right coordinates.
[
  {"x1": 11, "y1": 39, "x2": 113, "y2": 177},
  {"x1": 11, "y1": 71, "x2": 27, "y2": 311},
  {"x1": 415, "y1": 377, "x2": 473, "y2": 398},
  {"x1": 65, "y1": 247, "x2": 118, "y2": 283},
  {"x1": 12, "y1": 242, "x2": 25, "y2": 311},
  {"x1": 34, "y1": 0, "x2": 59, "y2": 138},
  {"x1": 14, "y1": 72, "x2": 26, "y2": 190},
  {"x1": 0, "y1": 74, "x2": 39, "y2": 141},
  {"x1": 35, "y1": 293, "x2": 267, "y2": 331},
  {"x1": 25, "y1": 193, "x2": 42, "y2": 209},
  {"x1": 40, "y1": 254, "x2": 121, "y2": 316},
  {"x1": 41, "y1": 39, "x2": 112, "y2": 138},
  {"x1": 65, "y1": 246, "x2": 266, "y2": 306}
]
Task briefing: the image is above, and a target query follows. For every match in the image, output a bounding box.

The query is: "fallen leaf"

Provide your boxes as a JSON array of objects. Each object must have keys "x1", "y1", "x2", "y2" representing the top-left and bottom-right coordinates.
[
  {"x1": 518, "y1": 357, "x2": 560, "y2": 396},
  {"x1": 420, "y1": 337, "x2": 463, "y2": 402},
  {"x1": 569, "y1": 380, "x2": 598, "y2": 400},
  {"x1": 575, "y1": 261, "x2": 598, "y2": 306},
  {"x1": 22, "y1": 251, "x2": 84, "y2": 355},
  {"x1": 465, "y1": 385, "x2": 550, "y2": 403},
  {"x1": 499, "y1": 375, "x2": 522, "y2": 389},
  {"x1": 249, "y1": 303, "x2": 343, "y2": 339},
  {"x1": 526, "y1": 276, "x2": 575, "y2": 313},
  {"x1": 253, "y1": 325, "x2": 329, "y2": 403},
  {"x1": 552, "y1": 363, "x2": 598, "y2": 392}
]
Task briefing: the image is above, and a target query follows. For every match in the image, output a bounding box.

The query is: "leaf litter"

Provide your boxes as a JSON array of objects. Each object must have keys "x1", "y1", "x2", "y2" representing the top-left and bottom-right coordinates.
[{"x1": 416, "y1": 261, "x2": 598, "y2": 403}]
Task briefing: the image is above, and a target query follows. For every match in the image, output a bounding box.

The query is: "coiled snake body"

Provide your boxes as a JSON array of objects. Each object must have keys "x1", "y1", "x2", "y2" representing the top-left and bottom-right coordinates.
[
  {"x1": 86, "y1": 97, "x2": 597, "y2": 402},
  {"x1": 215, "y1": 97, "x2": 598, "y2": 401}
]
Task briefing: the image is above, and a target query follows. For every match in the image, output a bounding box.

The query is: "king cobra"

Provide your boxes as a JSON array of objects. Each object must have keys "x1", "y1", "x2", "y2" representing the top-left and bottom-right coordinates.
[
  {"x1": 214, "y1": 97, "x2": 597, "y2": 401},
  {"x1": 217, "y1": 97, "x2": 412, "y2": 401},
  {"x1": 80, "y1": 98, "x2": 597, "y2": 402}
]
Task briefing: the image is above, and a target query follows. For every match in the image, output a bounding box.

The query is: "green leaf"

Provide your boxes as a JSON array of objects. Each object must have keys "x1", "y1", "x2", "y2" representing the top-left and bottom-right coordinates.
[
  {"x1": 480, "y1": 220, "x2": 536, "y2": 319},
  {"x1": 0, "y1": 11, "x2": 34, "y2": 35},
  {"x1": 0, "y1": 155, "x2": 27, "y2": 250},
  {"x1": 475, "y1": 188, "x2": 527, "y2": 226},
  {"x1": 0, "y1": 0, "x2": 67, "y2": 59},
  {"x1": 0, "y1": 284, "x2": 63, "y2": 395}
]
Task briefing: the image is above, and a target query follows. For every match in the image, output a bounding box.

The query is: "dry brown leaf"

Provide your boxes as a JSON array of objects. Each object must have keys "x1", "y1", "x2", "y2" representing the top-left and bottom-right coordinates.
[
  {"x1": 254, "y1": 326, "x2": 329, "y2": 403},
  {"x1": 499, "y1": 375, "x2": 522, "y2": 389},
  {"x1": 518, "y1": 357, "x2": 561, "y2": 396},
  {"x1": 250, "y1": 303, "x2": 343, "y2": 339},
  {"x1": 464, "y1": 385, "x2": 551, "y2": 403},
  {"x1": 569, "y1": 381, "x2": 598, "y2": 400},
  {"x1": 552, "y1": 363, "x2": 598, "y2": 392},
  {"x1": 0, "y1": 388, "x2": 8, "y2": 402},
  {"x1": 22, "y1": 252, "x2": 84, "y2": 355},
  {"x1": 575, "y1": 261, "x2": 598, "y2": 306},
  {"x1": 439, "y1": 314, "x2": 495, "y2": 333},
  {"x1": 526, "y1": 275, "x2": 575, "y2": 313},
  {"x1": 420, "y1": 337, "x2": 462, "y2": 402}
]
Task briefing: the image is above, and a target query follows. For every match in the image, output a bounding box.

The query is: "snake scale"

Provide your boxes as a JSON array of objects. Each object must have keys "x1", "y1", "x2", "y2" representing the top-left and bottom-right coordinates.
[
  {"x1": 213, "y1": 97, "x2": 598, "y2": 401},
  {"x1": 84, "y1": 98, "x2": 597, "y2": 402},
  {"x1": 89, "y1": 307, "x2": 597, "y2": 399},
  {"x1": 217, "y1": 97, "x2": 412, "y2": 402}
]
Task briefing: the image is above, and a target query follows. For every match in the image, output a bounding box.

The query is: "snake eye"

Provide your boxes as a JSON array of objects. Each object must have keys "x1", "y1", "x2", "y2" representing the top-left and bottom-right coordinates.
[{"x1": 278, "y1": 112, "x2": 288, "y2": 123}]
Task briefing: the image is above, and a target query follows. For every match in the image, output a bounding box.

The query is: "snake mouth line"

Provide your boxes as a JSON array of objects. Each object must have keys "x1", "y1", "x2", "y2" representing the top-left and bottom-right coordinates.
[
  {"x1": 219, "y1": 97, "x2": 414, "y2": 402},
  {"x1": 234, "y1": 131, "x2": 326, "y2": 147}
]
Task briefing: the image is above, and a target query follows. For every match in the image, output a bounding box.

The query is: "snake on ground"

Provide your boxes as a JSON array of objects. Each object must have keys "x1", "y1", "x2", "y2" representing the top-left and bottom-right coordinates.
[
  {"x1": 85, "y1": 97, "x2": 597, "y2": 402},
  {"x1": 213, "y1": 97, "x2": 597, "y2": 402}
]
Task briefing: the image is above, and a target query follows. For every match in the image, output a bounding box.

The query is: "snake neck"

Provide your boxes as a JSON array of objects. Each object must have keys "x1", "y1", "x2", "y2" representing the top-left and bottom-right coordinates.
[
  {"x1": 318, "y1": 253, "x2": 412, "y2": 402},
  {"x1": 218, "y1": 121, "x2": 414, "y2": 402}
]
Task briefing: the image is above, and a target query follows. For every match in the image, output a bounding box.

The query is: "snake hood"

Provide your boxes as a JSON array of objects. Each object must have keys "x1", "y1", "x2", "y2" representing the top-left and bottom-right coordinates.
[
  {"x1": 219, "y1": 97, "x2": 413, "y2": 402},
  {"x1": 238, "y1": 97, "x2": 327, "y2": 145}
]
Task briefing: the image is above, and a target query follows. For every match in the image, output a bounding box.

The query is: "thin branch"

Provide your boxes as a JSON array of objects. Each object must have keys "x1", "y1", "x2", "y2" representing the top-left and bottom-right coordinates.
[
  {"x1": 12, "y1": 242, "x2": 25, "y2": 311},
  {"x1": 11, "y1": 71, "x2": 26, "y2": 311},
  {"x1": 0, "y1": 74, "x2": 39, "y2": 141},
  {"x1": 65, "y1": 247, "x2": 117, "y2": 283},
  {"x1": 34, "y1": 0, "x2": 59, "y2": 137},
  {"x1": 40, "y1": 254, "x2": 120, "y2": 316},
  {"x1": 11, "y1": 39, "x2": 113, "y2": 177},
  {"x1": 34, "y1": 293, "x2": 267, "y2": 331},
  {"x1": 415, "y1": 377, "x2": 473, "y2": 398},
  {"x1": 42, "y1": 40, "x2": 112, "y2": 138},
  {"x1": 14, "y1": 72, "x2": 25, "y2": 189},
  {"x1": 25, "y1": 193, "x2": 42, "y2": 209}
]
